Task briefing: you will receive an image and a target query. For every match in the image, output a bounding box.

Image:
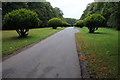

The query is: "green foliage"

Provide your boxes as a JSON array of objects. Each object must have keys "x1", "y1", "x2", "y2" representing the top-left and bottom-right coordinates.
[
  {"x1": 2, "y1": 2, "x2": 28, "y2": 17},
  {"x1": 84, "y1": 14, "x2": 105, "y2": 33},
  {"x1": 3, "y1": 8, "x2": 41, "y2": 37},
  {"x1": 2, "y1": 2, "x2": 64, "y2": 28},
  {"x1": 107, "y1": 2, "x2": 120, "y2": 30},
  {"x1": 48, "y1": 18, "x2": 63, "y2": 29},
  {"x1": 61, "y1": 21, "x2": 71, "y2": 27},
  {"x1": 80, "y1": 2, "x2": 119, "y2": 30},
  {"x1": 53, "y1": 7, "x2": 64, "y2": 19},
  {"x1": 65, "y1": 18, "x2": 77, "y2": 25},
  {"x1": 74, "y1": 20, "x2": 84, "y2": 28},
  {"x1": 27, "y1": 2, "x2": 63, "y2": 27}
]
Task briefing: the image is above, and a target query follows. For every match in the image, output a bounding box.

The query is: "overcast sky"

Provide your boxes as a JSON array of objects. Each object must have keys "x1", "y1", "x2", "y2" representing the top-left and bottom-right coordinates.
[{"x1": 46, "y1": 0, "x2": 94, "y2": 19}]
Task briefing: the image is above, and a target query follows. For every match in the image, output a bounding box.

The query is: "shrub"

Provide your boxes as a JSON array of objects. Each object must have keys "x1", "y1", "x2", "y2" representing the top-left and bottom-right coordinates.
[
  {"x1": 75, "y1": 20, "x2": 84, "y2": 28},
  {"x1": 84, "y1": 14, "x2": 105, "y2": 33},
  {"x1": 3, "y1": 8, "x2": 41, "y2": 37},
  {"x1": 47, "y1": 18, "x2": 63, "y2": 29}
]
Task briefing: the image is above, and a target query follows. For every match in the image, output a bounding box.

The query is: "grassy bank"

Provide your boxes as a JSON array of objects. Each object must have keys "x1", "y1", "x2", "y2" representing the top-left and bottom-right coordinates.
[
  {"x1": 2, "y1": 27, "x2": 65, "y2": 55},
  {"x1": 75, "y1": 27, "x2": 118, "y2": 78}
]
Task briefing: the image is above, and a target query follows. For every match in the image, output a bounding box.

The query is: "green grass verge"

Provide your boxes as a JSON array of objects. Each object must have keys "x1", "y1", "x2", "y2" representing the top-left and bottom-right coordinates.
[
  {"x1": 75, "y1": 27, "x2": 119, "y2": 78},
  {"x1": 2, "y1": 27, "x2": 65, "y2": 55}
]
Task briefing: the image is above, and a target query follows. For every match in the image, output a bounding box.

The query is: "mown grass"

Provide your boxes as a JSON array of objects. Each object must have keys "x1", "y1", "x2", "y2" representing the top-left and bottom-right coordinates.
[
  {"x1": 75, "y1": 27, "x2": 119, "y2": 78},
  {"x1": 2, "y1": 27, "x2": 65, "y2": 55}
]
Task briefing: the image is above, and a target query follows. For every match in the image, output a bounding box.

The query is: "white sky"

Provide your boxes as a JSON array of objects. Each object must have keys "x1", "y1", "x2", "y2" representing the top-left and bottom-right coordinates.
[{"x1": 46, "y1": 0, "x2": 94, "y2": 19}]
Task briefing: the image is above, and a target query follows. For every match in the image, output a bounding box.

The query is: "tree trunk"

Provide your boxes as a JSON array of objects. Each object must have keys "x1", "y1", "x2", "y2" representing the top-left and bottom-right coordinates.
[
  {"x1": 16, "y1": 29, "x2": 29, "y2": 37},
  {"x1": 89, "y1": 27, "x2": 94, "y2": 33},
  {"x1": 52, "y1": 26, "x2": 57, "y2": 29}
]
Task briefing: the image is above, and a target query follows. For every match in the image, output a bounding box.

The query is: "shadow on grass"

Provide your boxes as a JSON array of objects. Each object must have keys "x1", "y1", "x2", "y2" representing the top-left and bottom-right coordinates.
[
  {"x1": 92, "y1": 32, "x2": 110, "y2": 34},
  {"x1": 10, "y1": 36, "x2": 32, "y2": 40}
]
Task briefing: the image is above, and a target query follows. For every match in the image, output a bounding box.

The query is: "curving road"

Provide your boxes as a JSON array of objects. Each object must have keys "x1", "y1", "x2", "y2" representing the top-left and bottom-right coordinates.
[{"x1": 2, "y1": 27, "x2": 81, "y2": 78}]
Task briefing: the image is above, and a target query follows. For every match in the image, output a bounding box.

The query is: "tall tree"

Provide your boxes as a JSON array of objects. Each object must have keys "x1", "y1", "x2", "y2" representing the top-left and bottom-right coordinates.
[{"x1": 80, "y1": 2, "x2": 120, "y2": 30}]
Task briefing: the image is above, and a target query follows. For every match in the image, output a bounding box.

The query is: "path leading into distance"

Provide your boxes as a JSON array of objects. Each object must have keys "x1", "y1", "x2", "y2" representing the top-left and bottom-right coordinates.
[{"x1": 2, "y1": 27, "x2": 81, "y2": 78}]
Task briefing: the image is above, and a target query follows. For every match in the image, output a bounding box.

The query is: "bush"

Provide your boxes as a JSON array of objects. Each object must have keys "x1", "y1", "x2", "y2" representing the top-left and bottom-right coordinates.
[
  {"x1": 84, "y1": 14, "x2": 105, "y2": 33},
  {"x1": 3, "y1": 8, "x2": 41, "y2": 37},
  {"x1": 75, "y1": 20, "x2": 84, "y2": 28},
  {"x1": 48, "y1": 18, "x2": 63, "y2": 29}
]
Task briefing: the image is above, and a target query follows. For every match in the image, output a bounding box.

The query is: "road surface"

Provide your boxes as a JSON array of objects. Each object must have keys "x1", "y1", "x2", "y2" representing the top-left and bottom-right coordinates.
[{"x1": 2, "y1": 27, "x2": 81, "y2": 78}]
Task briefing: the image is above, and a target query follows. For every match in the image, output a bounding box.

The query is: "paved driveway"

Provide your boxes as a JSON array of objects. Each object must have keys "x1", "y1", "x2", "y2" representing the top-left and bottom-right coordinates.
[{"x1": 2, "y1": 27, "x2": 81, "y2": 78}]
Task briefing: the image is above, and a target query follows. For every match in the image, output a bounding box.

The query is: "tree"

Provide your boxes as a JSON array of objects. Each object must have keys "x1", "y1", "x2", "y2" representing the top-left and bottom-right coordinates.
[
  {"x1": 80, "y1": 2, "x2": 119, "y2": 30},
  {"x1": 2, "y1": 2, "x2": 64, "y2": 28},
  {"x1": 65, "y1": 18, "x2": 77, "y2": 25},
  {"x1": 107, "y1": 2, "x2": 120, "y2": 30},
  {"x1": 84, "y1": 14, "x2": 105, "y2": 33},
  {"x1": 53, "y1": 7, "x2": 64, "y2": 19},
  {"x1": 3, "y1": 8, "x2": 41, "y2": 37},
  {"x1": 2, "y1": 2, "x2": 28, "y2": 17},
  {"x1": 47, "y1": 18, "x2": 63, "y2": 29},
  {"x1": 75, "y1": 20, "x2": 84, "y2": 28}
]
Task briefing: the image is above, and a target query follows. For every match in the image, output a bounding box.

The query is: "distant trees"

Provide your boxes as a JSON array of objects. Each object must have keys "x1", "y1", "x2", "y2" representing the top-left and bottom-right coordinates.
[
  {"x1": 80, "y1": 2, "x2": 120, "y2": 30},
  {"x1": 65, "y1": 18, "x2": 77, "y2": 26},
  {"x1": 61, "y1": 21, "x2": 71, "y2": 27},
  {"x1": 27, "y1": 2, "x2": 63, "y2": 27},
  {"x1": 84, "y1": 14, "x2": 105, "y2": 33},
  {"x1": 3, "y1": 9, "x2": 41, "y2": 37}
]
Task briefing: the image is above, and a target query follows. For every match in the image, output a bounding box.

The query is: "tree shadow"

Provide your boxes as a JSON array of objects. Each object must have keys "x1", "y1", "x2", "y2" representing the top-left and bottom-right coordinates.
[
  {"x1": 93, "y1": 32, "x2": 110, "y2": 34},
  {"x1": 10, "y1": 36, "x2": 32, "y2": 40}
]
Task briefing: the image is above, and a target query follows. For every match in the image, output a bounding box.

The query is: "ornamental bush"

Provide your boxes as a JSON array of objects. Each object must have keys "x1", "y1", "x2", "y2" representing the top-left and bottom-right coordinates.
[
  {"x1": 84, "y1": 14, "x2": 105, "y2": 33},
  {"x1": 47, "y1": 18, "x2": 63, "y2": 29},
  {"x1": 3, "y1": 8, "x2": 41, "y2": 37},
  {"x1": 75, "y1": 20, "x2": 84, "y2": 28}
]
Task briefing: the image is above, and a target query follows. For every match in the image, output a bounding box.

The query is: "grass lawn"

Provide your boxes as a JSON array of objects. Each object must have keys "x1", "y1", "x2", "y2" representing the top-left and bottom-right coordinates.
[
  {"x1": 75, "y1": 27, "x2": 119, "y2": 78},
  {"x1": 2, "y1": 27, "x2": 65, "y2": 55}
]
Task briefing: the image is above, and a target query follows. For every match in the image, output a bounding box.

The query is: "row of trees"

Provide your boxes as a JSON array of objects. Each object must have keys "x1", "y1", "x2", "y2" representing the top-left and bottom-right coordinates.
[
  {"x1": 2, "y1": 2, "x2": 64, "y2": 29},
  {"x1": 3, "y1": 2, "x2": 70, "y2": 37},
  {"x1": 80, "y1": 2, "x2": 120, "y2": 30},
  {"x1": 3, "y1": 8, "x2": 70, "y2": 37}
]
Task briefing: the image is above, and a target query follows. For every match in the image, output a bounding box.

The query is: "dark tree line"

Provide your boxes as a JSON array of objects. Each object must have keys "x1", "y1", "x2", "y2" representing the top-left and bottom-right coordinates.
[
  {"x1": 64, "y1": 18, "x2": 77, "y2": 26},
  {"x1": 2, "y1": 2, "x2": 64, "y2": 30},
  {"x1": 80, "y1": 2, "x2": 120, "y2": 30}
]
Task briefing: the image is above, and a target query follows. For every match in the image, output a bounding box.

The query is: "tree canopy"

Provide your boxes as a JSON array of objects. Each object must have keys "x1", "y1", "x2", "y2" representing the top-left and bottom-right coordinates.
[
  {"x1": 47, "y1": 18, "x2": 63, "y2": 29},
  {"x1": 80, "y1": 2, "x2": 120, "y2": 30},
  {"x1": 3, "y1": 8, "x2": 41, "y2": 37},
  {"x1": 2, "y1": 2, "x2": 64, "y2": 29},
  {"x1": 84, "y1": 14, "x2": 105, "y2": 33}
]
